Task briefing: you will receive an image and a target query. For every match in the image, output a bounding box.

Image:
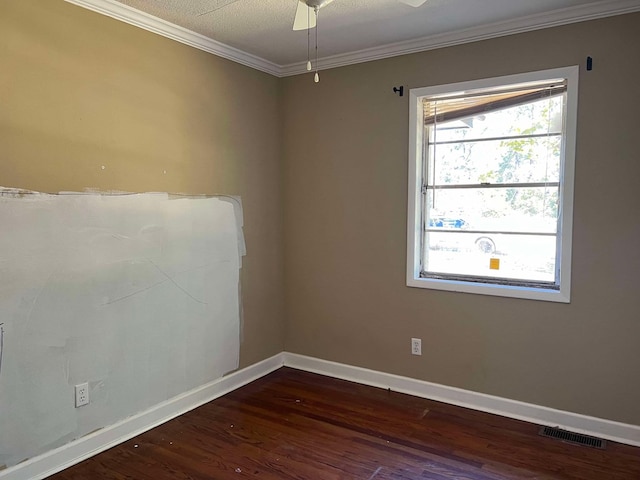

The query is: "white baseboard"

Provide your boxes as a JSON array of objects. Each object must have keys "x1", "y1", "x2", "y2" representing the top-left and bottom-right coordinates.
[
  {"x1": 4, "y1": 351, "x2": 639, "y2": 479},
  {"x1": 283, "y1": 352, "x2": 640, "y2": 447},
  {"x1": 0, "y1": 353, "x2": 285, "y2": 480}
]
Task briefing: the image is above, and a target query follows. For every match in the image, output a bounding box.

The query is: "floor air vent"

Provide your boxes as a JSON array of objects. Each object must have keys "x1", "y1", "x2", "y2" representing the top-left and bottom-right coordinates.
[{"x1": 538, "y1": 426, "x2": 606, "y2": 449}]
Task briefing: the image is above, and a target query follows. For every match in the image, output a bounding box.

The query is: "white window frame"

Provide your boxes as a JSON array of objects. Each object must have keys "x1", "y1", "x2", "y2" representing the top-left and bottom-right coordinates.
[{"x1": 406, "y1": 67, "x2": 578, "y2": 303}]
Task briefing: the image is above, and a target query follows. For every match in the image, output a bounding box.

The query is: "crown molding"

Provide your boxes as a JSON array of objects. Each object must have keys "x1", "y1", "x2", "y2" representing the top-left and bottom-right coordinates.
[
  {"x1": 280, "y1": 0, "x2": 640, "y2": 76},
  {"x1": 64, "y1": 0, "x2": 282, "y2": 76},
  {"x1": 66, "y1": 0, "x2": 640, "y2": 78}
]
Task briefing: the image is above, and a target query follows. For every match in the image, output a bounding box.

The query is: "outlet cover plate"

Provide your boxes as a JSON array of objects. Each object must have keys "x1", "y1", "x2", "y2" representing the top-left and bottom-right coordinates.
[
  {"x1": 75, "y1": 382, "x2": 89, "y2": 407},
  {"x1": 411, "y1": 338, "x2": 422, "y2": 356}
]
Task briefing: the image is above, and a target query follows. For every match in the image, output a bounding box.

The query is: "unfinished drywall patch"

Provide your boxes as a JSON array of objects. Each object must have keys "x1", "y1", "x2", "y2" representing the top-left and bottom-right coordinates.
[{"x1": 0, "y1": 188, "x2": 243, "y2": 468}]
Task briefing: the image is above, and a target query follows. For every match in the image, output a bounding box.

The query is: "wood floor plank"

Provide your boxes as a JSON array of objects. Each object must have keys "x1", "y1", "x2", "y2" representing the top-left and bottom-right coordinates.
[{"x1": 48, "y1": 368, "x2": 640, "y2": 479}]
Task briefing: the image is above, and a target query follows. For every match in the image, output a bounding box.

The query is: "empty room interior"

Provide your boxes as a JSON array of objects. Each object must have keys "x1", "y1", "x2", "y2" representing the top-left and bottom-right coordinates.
[{"x1": 1, "y1": 0, "x2": 640, "y2": 478}]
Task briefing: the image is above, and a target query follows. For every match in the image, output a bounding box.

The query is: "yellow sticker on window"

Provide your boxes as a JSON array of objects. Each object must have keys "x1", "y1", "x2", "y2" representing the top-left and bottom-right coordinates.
[{"x1": 489, "y1": 258, "x2": 500, "y2": 270}]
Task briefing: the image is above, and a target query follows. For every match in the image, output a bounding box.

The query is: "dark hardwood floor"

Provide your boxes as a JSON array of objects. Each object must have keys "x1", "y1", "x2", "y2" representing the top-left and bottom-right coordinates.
[{"x1": 49, "y1": 367, "x2": 640, "y2": 479}]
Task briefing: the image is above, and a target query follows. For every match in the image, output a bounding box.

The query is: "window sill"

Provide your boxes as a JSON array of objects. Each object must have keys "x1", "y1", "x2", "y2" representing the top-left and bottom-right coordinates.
[{"x1": 406, "y1": 276, "x2": 570, "y2": 303}]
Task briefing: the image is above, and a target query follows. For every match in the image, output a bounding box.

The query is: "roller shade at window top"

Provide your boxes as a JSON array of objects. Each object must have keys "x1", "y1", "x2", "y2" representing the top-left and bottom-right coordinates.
[{"x1": 423, "y1": 82, "x2": 567, "y2": 126}]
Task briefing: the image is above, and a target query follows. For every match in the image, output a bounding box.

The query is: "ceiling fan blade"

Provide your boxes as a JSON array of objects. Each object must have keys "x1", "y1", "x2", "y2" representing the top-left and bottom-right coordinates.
[
  {"x1": 397, "y1": 0, "x2": 428, "y2": 6},
  {"x1": 293, "y1": 1, "x2": 316, "y2": 31}
]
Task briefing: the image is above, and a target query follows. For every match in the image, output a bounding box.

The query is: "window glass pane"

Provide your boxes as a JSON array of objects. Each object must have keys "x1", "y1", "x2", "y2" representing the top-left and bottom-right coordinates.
[
  {"x1": 425, "y1": 187, "x2": 559, "y2": 234},
  {"x1": 431, "y1": 96, "x2": 564, "y2": 143},
  {"x1": 428, "y1": 136, "x2": 561, "y2": 186},
  {"x1": 423, "y1": 232, "x2": 557, "y2": 284}
]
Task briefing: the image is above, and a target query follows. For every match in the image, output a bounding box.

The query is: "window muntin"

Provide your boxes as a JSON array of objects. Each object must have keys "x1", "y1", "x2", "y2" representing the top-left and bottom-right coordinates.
[{"x1": 407, "y1": 68, "x2": 578, "y2": 302}]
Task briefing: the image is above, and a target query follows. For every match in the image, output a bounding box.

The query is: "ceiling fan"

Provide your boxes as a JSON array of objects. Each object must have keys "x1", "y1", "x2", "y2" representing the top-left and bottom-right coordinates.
[
  {"x1": 293, "y1": 0, "x2": 428, "y2": 82},
  {"x1": 200, "y1": 1, "x2": 430, "y2": 82},
  {"x1": 293, "y1": 0, "x2": 428, "y2": 31}
]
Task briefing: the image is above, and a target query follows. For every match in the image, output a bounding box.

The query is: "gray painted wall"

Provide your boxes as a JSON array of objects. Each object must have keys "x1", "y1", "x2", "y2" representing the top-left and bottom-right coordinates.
[{"x1": 283, "y1": 13, "x2": 640, "y2": 426}]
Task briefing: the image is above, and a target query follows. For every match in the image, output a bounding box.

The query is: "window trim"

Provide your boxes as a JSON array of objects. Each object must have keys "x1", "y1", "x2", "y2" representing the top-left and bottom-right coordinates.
[{"x1": 406, "y1": 67, "x2": 578, "y2": 303}]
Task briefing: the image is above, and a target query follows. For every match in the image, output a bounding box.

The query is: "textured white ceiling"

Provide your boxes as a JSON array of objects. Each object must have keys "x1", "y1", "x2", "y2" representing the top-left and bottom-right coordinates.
[{"x1": 111, "y1": 0, "x2": 635, "y2": 67}]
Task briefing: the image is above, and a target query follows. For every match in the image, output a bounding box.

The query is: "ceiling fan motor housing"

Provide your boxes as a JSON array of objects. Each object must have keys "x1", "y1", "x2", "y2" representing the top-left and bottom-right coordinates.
[{"x1": 304, "y1": 0, "x2": 332, "y2": 8}]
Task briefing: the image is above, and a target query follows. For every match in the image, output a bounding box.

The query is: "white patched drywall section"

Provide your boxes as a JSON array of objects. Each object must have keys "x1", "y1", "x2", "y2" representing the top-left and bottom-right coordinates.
[{"x1": 0, "y1": 189, "x2": 244, "y2": 469}]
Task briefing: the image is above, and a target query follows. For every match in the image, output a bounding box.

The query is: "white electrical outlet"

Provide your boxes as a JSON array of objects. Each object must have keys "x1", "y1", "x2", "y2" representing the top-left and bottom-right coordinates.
[
  {"x1": 75, "y1": 382, "x2": 89, "y2": 407},
  {"x1": 411, "y1": 338, "x2": 422, "y2": 356}
]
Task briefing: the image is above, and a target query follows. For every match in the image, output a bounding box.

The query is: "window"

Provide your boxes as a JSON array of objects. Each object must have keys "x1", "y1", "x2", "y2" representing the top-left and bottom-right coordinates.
[{"x1": 407, "y1": 67, "x2": 578, "y2": 302}]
